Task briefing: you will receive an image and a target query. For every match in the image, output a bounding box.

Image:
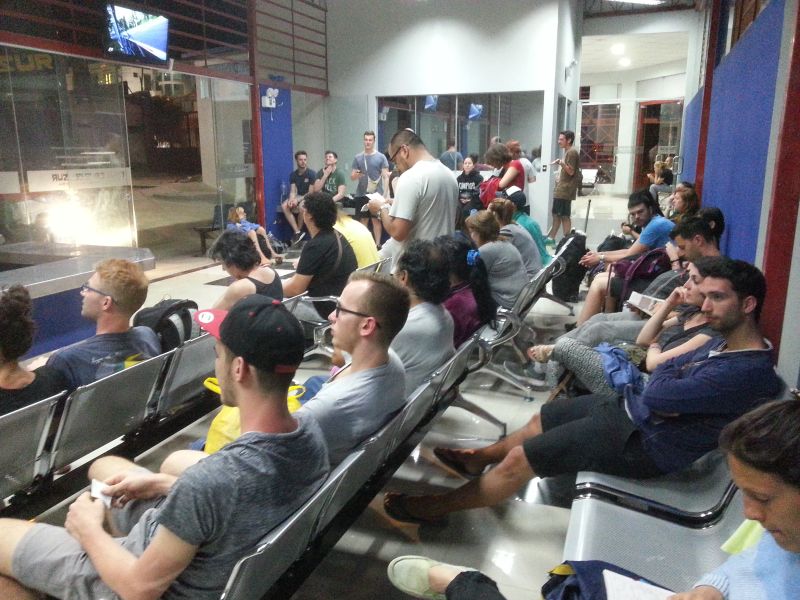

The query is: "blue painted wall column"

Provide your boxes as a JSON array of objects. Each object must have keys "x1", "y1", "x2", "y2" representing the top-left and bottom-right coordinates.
[{"x1": 259, "y1": 85, "x2": 294, "y2": 241}]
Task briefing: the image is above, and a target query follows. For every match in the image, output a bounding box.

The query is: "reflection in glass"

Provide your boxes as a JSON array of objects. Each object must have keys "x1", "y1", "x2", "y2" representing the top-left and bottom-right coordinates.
[{"x1": 0, "y1": 45, "x2": 135, "y2": 247}]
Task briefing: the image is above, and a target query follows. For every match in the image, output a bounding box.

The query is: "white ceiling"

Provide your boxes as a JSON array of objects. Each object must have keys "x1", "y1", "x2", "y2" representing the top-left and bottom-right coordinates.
[{"x1": 581, "y1": 32, "x2": 690, "y2": 74}]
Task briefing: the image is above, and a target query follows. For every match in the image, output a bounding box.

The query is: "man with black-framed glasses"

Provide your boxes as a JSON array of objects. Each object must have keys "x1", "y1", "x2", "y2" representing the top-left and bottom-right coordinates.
[
  {"x1": 46, "y1": 259, "x2": 160, "y2": 391},
  {"x1": 367, "y1": 129, "x2": 459, "y2": 270},
  {"x1": 298, "y1": 271, "x2": 410, "y2": 465}
]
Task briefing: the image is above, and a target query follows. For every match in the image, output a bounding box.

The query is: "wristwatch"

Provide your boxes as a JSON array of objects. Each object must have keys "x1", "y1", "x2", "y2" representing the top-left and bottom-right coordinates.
[{"x1": 599, "y1": 253, "x2": 606, "y2": 263}]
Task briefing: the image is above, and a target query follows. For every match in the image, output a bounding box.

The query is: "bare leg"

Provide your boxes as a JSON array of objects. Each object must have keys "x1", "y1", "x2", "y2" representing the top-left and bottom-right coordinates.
[
  {"x1": 577, "y1": 272, "x2": 609, "y2": 325},
  {"x1": 435, "y1": 413, "x2": 543, "y2": 475},
  {"x1": 160, "y1": 450, "x2": 208, "y2": 477},
  {"x1": 256, "y1": 228, "x2": 277, "y2": 258},
  {"x1": 0, "y1": 519, "x2": 44, "y2": 600},
  {"x1": 400, "y1": 446, "x2": 536, "y2": 518},
  {"x1": 562, "y1": 215, "x2": 572, "y2": 237},
  {"x1": 371, "y1": 217, "x2": 383, "y2": 246},
  {"x1": 547, "y1": 216, "x2": 561, "y2": 240},
  {"x1": 88, "y1": 455, "x2": 137, "y2": 482},
  {"x1": 281, "y1": 202, "x2": 300, "y2": 234}
]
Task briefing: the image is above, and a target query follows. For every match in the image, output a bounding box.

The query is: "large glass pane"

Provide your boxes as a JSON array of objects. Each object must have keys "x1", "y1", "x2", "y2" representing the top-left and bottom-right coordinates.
[
  {"x1": 210, "y1": 78, "x2": 254, "y2": 223},
  {"x1": 457, "y1": 94, "x2": 490, "y2": 160},
  {"x1": 580, "y1": 103, "x2": 620, "y2": 183},
  {"x1": 416, "y1": 94, "x2": 454, "y2": 159},
  {"x1": 0, "y1": 46, "x2": 135, "y2": 247},
  {"x1": 632, "y1": 100, "x2": 683, "y2": 190}
]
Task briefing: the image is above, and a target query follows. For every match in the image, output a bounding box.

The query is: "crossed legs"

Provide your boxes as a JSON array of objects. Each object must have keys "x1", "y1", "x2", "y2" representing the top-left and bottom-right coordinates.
[{"x1": 386, "y1": 415, "x2": 544, "y2": 520}]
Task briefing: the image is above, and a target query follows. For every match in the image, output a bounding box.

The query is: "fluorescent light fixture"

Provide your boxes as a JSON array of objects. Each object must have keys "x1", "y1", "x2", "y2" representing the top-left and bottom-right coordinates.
[
  {"x1": 618, "y1": 57, "x2": 632, "y2": 67},
  {"x1": 606, "y1": 0, "x2": 664, "y2": 5},
  {"x1": 610, "y1": 43, "x2": 625, "y2": 55}
]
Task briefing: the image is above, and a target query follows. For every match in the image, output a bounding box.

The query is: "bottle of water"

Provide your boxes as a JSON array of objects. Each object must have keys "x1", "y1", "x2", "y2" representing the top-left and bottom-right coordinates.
[{"x1": 280, "y1": 181, "x2": 288, "y2": 201}]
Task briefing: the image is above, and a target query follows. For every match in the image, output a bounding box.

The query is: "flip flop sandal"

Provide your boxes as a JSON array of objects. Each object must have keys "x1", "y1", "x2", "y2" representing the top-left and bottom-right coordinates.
[{"x1": 383, "y1": 493, "x2": 446, "y2": 526}]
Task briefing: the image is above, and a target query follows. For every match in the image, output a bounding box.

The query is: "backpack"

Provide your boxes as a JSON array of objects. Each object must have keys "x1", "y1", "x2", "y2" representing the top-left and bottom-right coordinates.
[
  {"x1": 612, "y1": 248, "x2": 671, "y2": 304},
  {"x1": 133, "y1": 298, "x2": 199, "y2": 352},
  {"x1": 551, "y1": 231, "x2": 587, "y2": 302}
]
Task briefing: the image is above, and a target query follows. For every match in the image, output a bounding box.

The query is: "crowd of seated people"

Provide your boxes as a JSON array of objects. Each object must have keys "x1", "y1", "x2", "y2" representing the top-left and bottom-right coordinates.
[{"x1": 1, "y1": 130, "x2": 794, "y2": 600}]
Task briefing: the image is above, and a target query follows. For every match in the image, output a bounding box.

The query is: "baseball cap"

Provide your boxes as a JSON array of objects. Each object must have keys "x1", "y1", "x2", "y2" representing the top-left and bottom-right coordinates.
[
  {"x1": 193, "y1": 295, "x2": 304, "y2": 374},
  {"x1": 505, "y1": 186, "x2": 527, "y2": 211}
]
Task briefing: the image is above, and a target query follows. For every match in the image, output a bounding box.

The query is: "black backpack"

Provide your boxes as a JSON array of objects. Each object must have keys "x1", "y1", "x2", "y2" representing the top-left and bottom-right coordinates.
[
  {"x1": 551, "y1": 231, "x2": 587, "y2": 303},
  {"x1": 133, "y1": 299, "x2": 199, "y2": 352}
]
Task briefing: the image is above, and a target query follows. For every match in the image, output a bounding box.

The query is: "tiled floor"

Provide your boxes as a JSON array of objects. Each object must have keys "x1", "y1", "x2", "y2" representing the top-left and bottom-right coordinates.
[{"x1": 35, "y1": 195, "x2": 630, "y2": 598}]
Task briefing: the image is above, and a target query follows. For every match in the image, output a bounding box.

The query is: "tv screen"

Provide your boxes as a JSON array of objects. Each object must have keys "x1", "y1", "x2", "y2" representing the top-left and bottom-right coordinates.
[{"x1": 104, "y1": 4, "x2": 169, "y2": 64}]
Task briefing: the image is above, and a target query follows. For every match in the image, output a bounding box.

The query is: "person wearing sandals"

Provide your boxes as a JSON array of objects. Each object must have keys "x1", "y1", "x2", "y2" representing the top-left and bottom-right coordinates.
[
  {"x1": 382, "y1": 258, "x2": 783, "y2": 525},
  {"x1": 524, "y1": 259, "x2": 719, "y2": 398},
  {"x1": 209, "y1": 230, "x2": 283, "y2": 311},
  {"x1": 385, "y1": 400, "x2": 800, "y2": 599}
]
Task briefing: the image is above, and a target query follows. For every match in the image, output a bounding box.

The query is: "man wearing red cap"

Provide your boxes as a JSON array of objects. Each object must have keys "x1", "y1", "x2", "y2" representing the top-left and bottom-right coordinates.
[{"x1": 0, "y1": 295, "x2": 329, "y2": 600}]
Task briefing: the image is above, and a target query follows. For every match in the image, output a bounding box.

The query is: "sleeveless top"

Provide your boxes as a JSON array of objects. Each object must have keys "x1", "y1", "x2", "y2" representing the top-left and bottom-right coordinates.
[{"x1": 246, "y1": 270, "x2": 283, "y2": 300}]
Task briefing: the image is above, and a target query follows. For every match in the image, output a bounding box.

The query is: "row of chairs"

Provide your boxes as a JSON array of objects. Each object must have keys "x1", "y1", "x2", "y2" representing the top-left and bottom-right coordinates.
[
  {"x1": 220, "y1": 324, "x2": 485, "y2": 600},
  {"x1": 1, "y1": 333, "x2": 217, "y2": 507}
]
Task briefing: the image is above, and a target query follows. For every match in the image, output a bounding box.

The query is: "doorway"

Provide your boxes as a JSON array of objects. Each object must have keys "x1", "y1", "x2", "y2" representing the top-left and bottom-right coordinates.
[{"x1": 632, "y1": 100, "x2": 682, "y2": 191}]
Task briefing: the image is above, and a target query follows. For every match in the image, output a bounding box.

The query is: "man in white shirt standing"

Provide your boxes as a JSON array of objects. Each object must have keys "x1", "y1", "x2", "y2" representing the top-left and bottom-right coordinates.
[{"x1": 367, "y1": 129, "x2": 459, "y2": 268}]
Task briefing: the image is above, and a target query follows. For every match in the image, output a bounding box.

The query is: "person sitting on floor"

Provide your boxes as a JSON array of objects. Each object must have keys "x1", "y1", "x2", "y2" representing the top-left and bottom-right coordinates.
[
  {"x1": 434, "y1": 235, "x2": 497, "y2": 348},
  {"x1": 0, "y1": 295, "x2": 329, "y2": 600},
  {"x1": 464, "y1": 211, "x2": 526, "y2": 310},
  {"x1": 46, "y1": 259, "x2": 160, "y2": 391},
  {"x1": 210, "y1": 230, "x2": 283, "y2": 310},
  {"x1": 382, "y1": 257, "x2": 784, "y2": 524},
  {"x1": 226, "y1": 205, "x2": 276, "y2": 266},
  {"x1": 384, "y1": 399, "x2": 800, "y2": 600},
  {"x1": 0, "y1": 285, "x2": 68, "y2": 415},
  {"x1": 299, "y1": 272, "x2": 410, "y2": 464},
  {"x1": 391, "y1": 239, "x2": 456, "y2": 392}
]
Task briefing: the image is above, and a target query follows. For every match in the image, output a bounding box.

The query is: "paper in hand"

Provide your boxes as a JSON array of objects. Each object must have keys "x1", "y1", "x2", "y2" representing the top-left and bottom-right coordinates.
[{"x1": 90, "y1": 479, "x2": 113, "y2": 508}]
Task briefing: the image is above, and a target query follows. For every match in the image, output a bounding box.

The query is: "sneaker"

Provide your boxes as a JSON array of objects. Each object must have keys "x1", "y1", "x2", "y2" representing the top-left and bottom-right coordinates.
[
  {"x1": 387, "y1": 556, "x2": 475, "y2": 600},
  {"x1": 544, "y1": 237, "x2": 556, "y2": 246},
  {"x1": 502, "y1": 360, "x2": 545, "y2": 385},
  {"x1": 291, "y1": 231, "x2": 306, "y2": 245}
]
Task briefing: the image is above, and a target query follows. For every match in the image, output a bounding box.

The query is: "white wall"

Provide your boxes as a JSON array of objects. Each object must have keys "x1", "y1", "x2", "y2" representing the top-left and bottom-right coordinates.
[
  {"x1": 291, "y1": 90, "x2": 327, "y2": 171},
  {"x1": 320, "y1": 0, "x2": 581, "y2": 227}
]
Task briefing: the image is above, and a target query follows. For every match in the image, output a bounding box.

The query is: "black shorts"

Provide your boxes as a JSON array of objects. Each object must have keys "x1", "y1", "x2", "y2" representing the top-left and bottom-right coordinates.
[
  {"x1": 552, "y1": 197, "x2": 572, "y2": 217},
  {"x1": 522, "y1": 394, "x2": 663, "y2": 479}
]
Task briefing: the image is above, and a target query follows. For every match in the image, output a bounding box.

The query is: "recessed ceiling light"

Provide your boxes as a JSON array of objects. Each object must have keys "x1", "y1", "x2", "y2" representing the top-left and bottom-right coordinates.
[
  {"x1": 606, "y1": 0, "x2": 664, "y2": 5},
  {"x1": 610, "y1": 43, "x2": 625, "y2": 55},
  {"x1": 618, "y1": 57, "x2": 632, "y2": 67}
]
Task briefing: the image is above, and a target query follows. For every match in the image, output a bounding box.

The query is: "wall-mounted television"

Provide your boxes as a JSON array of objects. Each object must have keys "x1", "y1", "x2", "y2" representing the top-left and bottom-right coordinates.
[{"x1": 104, "y1": 4, "x2": 169, "y2": 64}]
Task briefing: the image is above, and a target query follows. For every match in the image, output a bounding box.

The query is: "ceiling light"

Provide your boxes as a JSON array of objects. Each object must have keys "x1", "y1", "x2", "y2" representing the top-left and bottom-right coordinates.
[
  {"x1": 618, "y1": 57, "x2": 632, "y2": 67},
  {"x1": 610, "y1": 43, "x2": 625, "y2": 55},
  {"x1": 606, "y1": 0, "x2": 664, "y2": 5}
]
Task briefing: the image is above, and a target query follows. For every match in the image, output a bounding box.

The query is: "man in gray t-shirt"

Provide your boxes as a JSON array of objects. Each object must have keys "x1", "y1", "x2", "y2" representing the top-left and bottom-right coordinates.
[
  {"x1": 2, "y1": 296, "x2": 329, "y2": 600},
  {"x1": 300, "y1": 271, "x2": 410, "y2": 465},
  {"x1": 351, "y1": 130, "x2": 390, "y2": 247},
  {"x1": 367, "y1": 130, "x2": 459, "y2": 269}
]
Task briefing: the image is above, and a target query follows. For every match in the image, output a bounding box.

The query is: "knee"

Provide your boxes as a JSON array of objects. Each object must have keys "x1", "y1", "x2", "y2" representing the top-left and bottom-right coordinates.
[{"x1": 88, "y1": 455, "x2": 128, "y2": 481}]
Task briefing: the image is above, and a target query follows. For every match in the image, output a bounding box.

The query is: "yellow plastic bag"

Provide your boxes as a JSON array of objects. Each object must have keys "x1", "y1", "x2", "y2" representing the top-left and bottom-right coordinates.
[{"x1": 202, "y1": 378, "x2": 305, "y2": 454}]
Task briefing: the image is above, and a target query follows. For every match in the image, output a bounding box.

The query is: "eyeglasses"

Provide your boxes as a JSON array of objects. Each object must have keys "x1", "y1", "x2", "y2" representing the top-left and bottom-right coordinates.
[
  {"x1": 388, "y1": 144, "x2": 407, "y2": 164},
  {"x1": 81, "y1": 283, "x2": 115, "y2": 303},
  {"x1": 334, "y1": 300, "x2": 380, "y2": 327}
]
